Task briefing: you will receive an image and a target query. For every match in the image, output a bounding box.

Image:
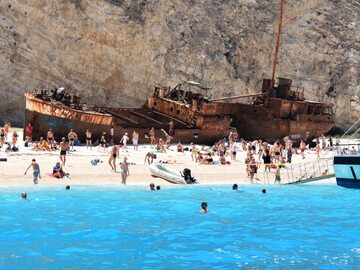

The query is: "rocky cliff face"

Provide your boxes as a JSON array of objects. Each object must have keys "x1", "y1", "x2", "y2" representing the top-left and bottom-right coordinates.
[{"x1": 0, "y1": 0, "x2": 359, "y2": 129}]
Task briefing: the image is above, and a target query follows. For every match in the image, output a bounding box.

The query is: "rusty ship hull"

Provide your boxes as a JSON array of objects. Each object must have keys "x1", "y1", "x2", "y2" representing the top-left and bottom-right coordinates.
[
  {"x1": 206, "y1": 78, "x2": 335, "y2": 143},
  {"x1": 24, "y1": 92, "x2": 231, "y2": 144}
]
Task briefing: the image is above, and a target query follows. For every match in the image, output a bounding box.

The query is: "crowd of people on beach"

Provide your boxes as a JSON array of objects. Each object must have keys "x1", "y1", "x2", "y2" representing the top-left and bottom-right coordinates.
[{"x1": 0, "y1": 120, "x2": 355, "y2": 186}]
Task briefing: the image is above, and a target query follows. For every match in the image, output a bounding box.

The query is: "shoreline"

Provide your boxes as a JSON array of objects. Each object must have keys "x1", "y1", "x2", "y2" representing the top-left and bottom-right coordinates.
[{"x1": 0, "y1": 133, "x2": 340, "y2": 188}]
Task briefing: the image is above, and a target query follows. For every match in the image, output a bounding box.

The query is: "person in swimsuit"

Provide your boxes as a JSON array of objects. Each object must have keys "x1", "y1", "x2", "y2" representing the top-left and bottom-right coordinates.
[
  {"x1": 120, "y1": 132, "x2": 129, "y2": 152},
  {"x1": 200, "y1": 201, "x2": 208, "y2": 213},
  {"x1": 67, "y1": 129, "x2": 78, "y2": 150},
  {"x1": 52, "y1": 161, "x2": 67, "y2": 178},
  {"x1": 108, "y1": 144, "x2": 120, "y2": 172},
  {"x1": 299, "y1": 140, "x2": 306, "y2": 159},
  {"x1": 24, "y1": 158, "x2": 41, "y2": 185},
  {"x1": 120, "y1": 157, "x2": 130, "y2": 184},
  {"x1": 132, "y1": 130, "x2": 139, "y2": 151},
  {"x1": 85, "y1": 129, "x2": 92, "y2": 150},
  {"x1": 190, "y1": 142, "x2": 197, "y2": 162},
  {"x1": 12, "y1": 130, "x2": 19, "y2": 147},
  {"x1": 99, "y1": 132, "x2": 107, "y2": 151},
  {"x1": 168, "y1": 119, "x2": 174, "y2": 136},
  {"x1": 25, "y1": 123, "x2": 33, "y2": 142},
  {"x1": 145, "y1": 151, "x2": 156, "y2": 164},
  {"x1": 110, "y1": 126, "x2": 114, "y2": 146},
  {"x1": 161, "y1": 129, "x2": 173, "y2": 149},
  {"x1": 0, "y1": 128, "x2": 5, "y2": 148},
  {"x1": 59, "y1": 137, "x2": 69, "y2": 165},
  {"x1": 149, "y1": 127, "x2": 156, "y2": 145},
  {"x1": 47, "y1": 129, "x2": 54, "y2": 145},
  {"x1": 3, "y1": 122, "x2": 10, "y2": 142}
]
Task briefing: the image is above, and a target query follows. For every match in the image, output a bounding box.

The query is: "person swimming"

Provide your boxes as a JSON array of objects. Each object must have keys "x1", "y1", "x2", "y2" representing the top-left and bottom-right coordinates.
[
  {"x1": 65, "y1": 185, "x2": 70, "y2": 190},
  {"x1": 21, "y1": 192, "x2": 27, "y2": 199},
  {"x1": 232, "y1": 184, "x2": 238, "y2": 191},
  {"x1": 149, "y1": 183, "x2": 155, "y2": 190},
  {"x1": 156, "y1": 185, "x2": 161, "y2": 190},
  {"x1": 262, "y1": 189, "x2": 267, "y2": 194},
  {"x1": 200, "y1": 201, "x2": 208, "y2": 213}
]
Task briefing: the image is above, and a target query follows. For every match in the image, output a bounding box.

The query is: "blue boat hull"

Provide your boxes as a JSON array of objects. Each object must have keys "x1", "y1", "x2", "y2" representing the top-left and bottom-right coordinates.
[{"x1": 334, "y1": 156, "x2": 360, "y2": 189}]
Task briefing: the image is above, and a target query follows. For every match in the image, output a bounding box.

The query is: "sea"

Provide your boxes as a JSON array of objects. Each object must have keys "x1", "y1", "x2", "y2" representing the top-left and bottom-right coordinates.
[{"x1": 0, "y1": 184, "x2": 359, "y2": 269}]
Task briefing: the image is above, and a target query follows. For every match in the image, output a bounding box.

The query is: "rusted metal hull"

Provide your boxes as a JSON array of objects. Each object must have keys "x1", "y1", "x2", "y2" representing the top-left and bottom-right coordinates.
[
  {"x1": 24, "y1": 93, "x2": 229, "y2": 144},
  {"x1": 204, "y1": 101, "x2": 334, "y2": 143}
]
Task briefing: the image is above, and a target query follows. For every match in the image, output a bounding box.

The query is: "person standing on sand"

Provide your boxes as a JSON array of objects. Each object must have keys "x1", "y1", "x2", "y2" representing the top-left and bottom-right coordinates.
[
  {"x1": 108, "y1": 144, "x2": 120, "y2": 172},
  {"x1": 149, "y1": 127, "x2": 156, "y2": 145},
  {"x1": 85, "y1": 129, "x2": 92, "y2": 150},
  {"x1": 300, "y1": 140, "x2": 306, "y2": 159},
  {"x1": 67, "y1": 129, "x2": 78, "y2": 150},
  {"x1": 120, "y1": 157, "x2": 130, "y2": 184},
  {"x1": 0, "y1": 129, "x2": 5, "y2": 148},
  {"x1": 59, "y1": 137, "x2": 69, "y2": 165},
  {"x1": 47, "y1": 129, "x2": 54, "y2": 145},
  {"x1": 190, "y1": 143, "x2": 197, "y2": 162},
  {"x1": 12, "y1": 130, "x2": 19, "y2": 147},
  {"x1": 315, "y1": 143, "x2": 321, "y2": 160},
  {"x1": 132, "y1": 130, "x2": 139, "y2": 151},
  {"x1": 168, "y1": 119, "x2": 174, "y2": 136},
  {"x1": 99, "y1": 132, "x2": 107, "y2": 151},
  {"x1": 3, "y1": 122, "x2": 10, "y2": 142},
  {"x1": 25, "y1": 123, "x2": 33, "y2": 142},
  {"x1": 120, "y1": 132, "x2": 129, "y2": 152},
  {"x1": 110, "y1": 126, "x2": 114, "y2": 146},
  {"x1": 24, "y1": 158, "x2": 41, "y2": 185}
]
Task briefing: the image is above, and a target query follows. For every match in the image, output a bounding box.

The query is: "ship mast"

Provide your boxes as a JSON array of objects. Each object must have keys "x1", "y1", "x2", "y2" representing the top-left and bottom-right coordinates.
[{"x1": 271, "y1": 0, "x2": 285, "y2": 87}]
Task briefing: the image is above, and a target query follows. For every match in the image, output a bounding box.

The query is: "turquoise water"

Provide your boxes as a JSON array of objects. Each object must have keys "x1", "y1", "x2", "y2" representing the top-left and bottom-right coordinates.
[{"x1": 0, "y1": 184, "x2": 359, "y2": 269}]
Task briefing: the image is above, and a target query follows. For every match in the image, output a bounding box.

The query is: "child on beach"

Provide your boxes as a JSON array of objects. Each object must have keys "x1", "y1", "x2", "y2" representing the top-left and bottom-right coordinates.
[{"x1": 24, "y1": 159, "x2": 41, "y2": 184}]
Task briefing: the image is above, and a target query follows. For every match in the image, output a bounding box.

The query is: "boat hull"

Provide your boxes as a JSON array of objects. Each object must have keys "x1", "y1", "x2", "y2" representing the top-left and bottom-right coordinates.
[
  {"x1": 334, "y1": 156, "x2": 360, "y2": 189},
  {"x1": 24, "y1": 93, "x2": 228, "y2": 144}
]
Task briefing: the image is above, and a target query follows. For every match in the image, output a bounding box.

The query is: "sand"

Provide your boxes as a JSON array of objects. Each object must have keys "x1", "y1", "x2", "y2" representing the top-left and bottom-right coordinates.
[{"x1": 0, "y1": 133, "x2": 346, "y2": 187}]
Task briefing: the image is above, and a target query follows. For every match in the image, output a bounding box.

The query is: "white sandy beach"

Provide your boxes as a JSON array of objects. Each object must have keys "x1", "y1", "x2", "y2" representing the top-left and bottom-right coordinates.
[{"x1": 0, "y1": 131, "x2": 349, "y2": 187}]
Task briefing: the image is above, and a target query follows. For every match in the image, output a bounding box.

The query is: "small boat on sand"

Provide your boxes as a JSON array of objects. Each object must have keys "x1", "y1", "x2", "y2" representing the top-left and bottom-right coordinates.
[{"x1": 149, "y1": 163, "x2": 197, "y2": 184}]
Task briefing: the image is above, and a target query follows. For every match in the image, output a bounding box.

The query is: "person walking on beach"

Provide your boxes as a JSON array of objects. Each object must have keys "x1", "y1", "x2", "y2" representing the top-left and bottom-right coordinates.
[
  {"x1": 85, "y1": 129, "x2": 92, "y2": 150},
  {"x1": 68, "y1": 129, "x2": 78, "y2": 150},
  {"x1": 47, "y1": 129, "x2": 54, "y2": 145},
  {"x1": 315, "y1": 143, "x2": 321, "y2": 160},
  {"x1": 108, "y1": 144, "x2": 120, "y2": 172},
  {"x1": 132, "y1": 130, "x2": 139, "y2": 151},
  {"x1": 149, "y1": 127, "x2": 156, "y2": 145},
  {"x1": 25, "y1": 123, "x2": 33, "y2": 142},
  {"x1": 120, "y1": 157, "x2": 130, "y2": 184},
  {"x1": 59, "y1": 137, "x2": 69, "y2": 165},
  {"x1": 24, "y1": 158, "x2": 41, "y2": 185},
  {"x1": 120, "y1": 132, "x2": 129, "y2": 152}
]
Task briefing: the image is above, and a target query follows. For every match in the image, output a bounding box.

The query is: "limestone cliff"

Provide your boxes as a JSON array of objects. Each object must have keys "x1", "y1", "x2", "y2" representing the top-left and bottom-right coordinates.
[{"x1": 0, "y1": 0, "x2": 359, "y2": 129}]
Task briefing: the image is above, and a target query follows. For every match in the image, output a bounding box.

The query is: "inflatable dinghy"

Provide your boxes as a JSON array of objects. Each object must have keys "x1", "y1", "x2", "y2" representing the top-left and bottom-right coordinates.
[{"x1": 149, "y1": 163, "x2": 197, "y2": 184}]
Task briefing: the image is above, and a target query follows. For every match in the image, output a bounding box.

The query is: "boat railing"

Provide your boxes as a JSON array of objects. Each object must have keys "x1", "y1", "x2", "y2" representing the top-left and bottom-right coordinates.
[
  {"x1": 334, "y1": 143, "x2": 360, "y2": 156},
  {"x1": 258, "y1": 157, "x2": 334, "y2": 185}
]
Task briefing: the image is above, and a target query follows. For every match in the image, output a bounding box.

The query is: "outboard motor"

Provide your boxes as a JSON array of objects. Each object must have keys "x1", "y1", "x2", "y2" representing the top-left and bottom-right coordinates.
[{"x1": 182, "y1": 168, "x2": 196, "y2": 184}]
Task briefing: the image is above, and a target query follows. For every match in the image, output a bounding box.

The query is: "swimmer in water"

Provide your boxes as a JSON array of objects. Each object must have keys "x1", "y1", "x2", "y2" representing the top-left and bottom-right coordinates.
[
  {"x1": 149, "y1": 183, "x2": 155, "y2": 190},
  {"x1": 262, "y1": 189, "x2": 266, "y2": 194},
  {"x1": 156, "y1": 185, "x2": 161, "y2": 190},
  {"x1": 21, "y1": 192, "x2": 27, "y2": 200},
  {"x1": 66, "y1": 185, "x2": 70, "y2": 190},
  {"x1": 232, "y1": 184, "x2": 238, "y2": 191},
  {"x1": 200, "y1": 201, "x2": 208, "y2": 213}
]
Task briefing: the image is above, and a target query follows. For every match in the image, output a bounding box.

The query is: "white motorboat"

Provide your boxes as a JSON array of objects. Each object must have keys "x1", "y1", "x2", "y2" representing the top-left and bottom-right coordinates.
[{"x1": 149, "y1": 163, "x2": 197, "y2": 184}]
